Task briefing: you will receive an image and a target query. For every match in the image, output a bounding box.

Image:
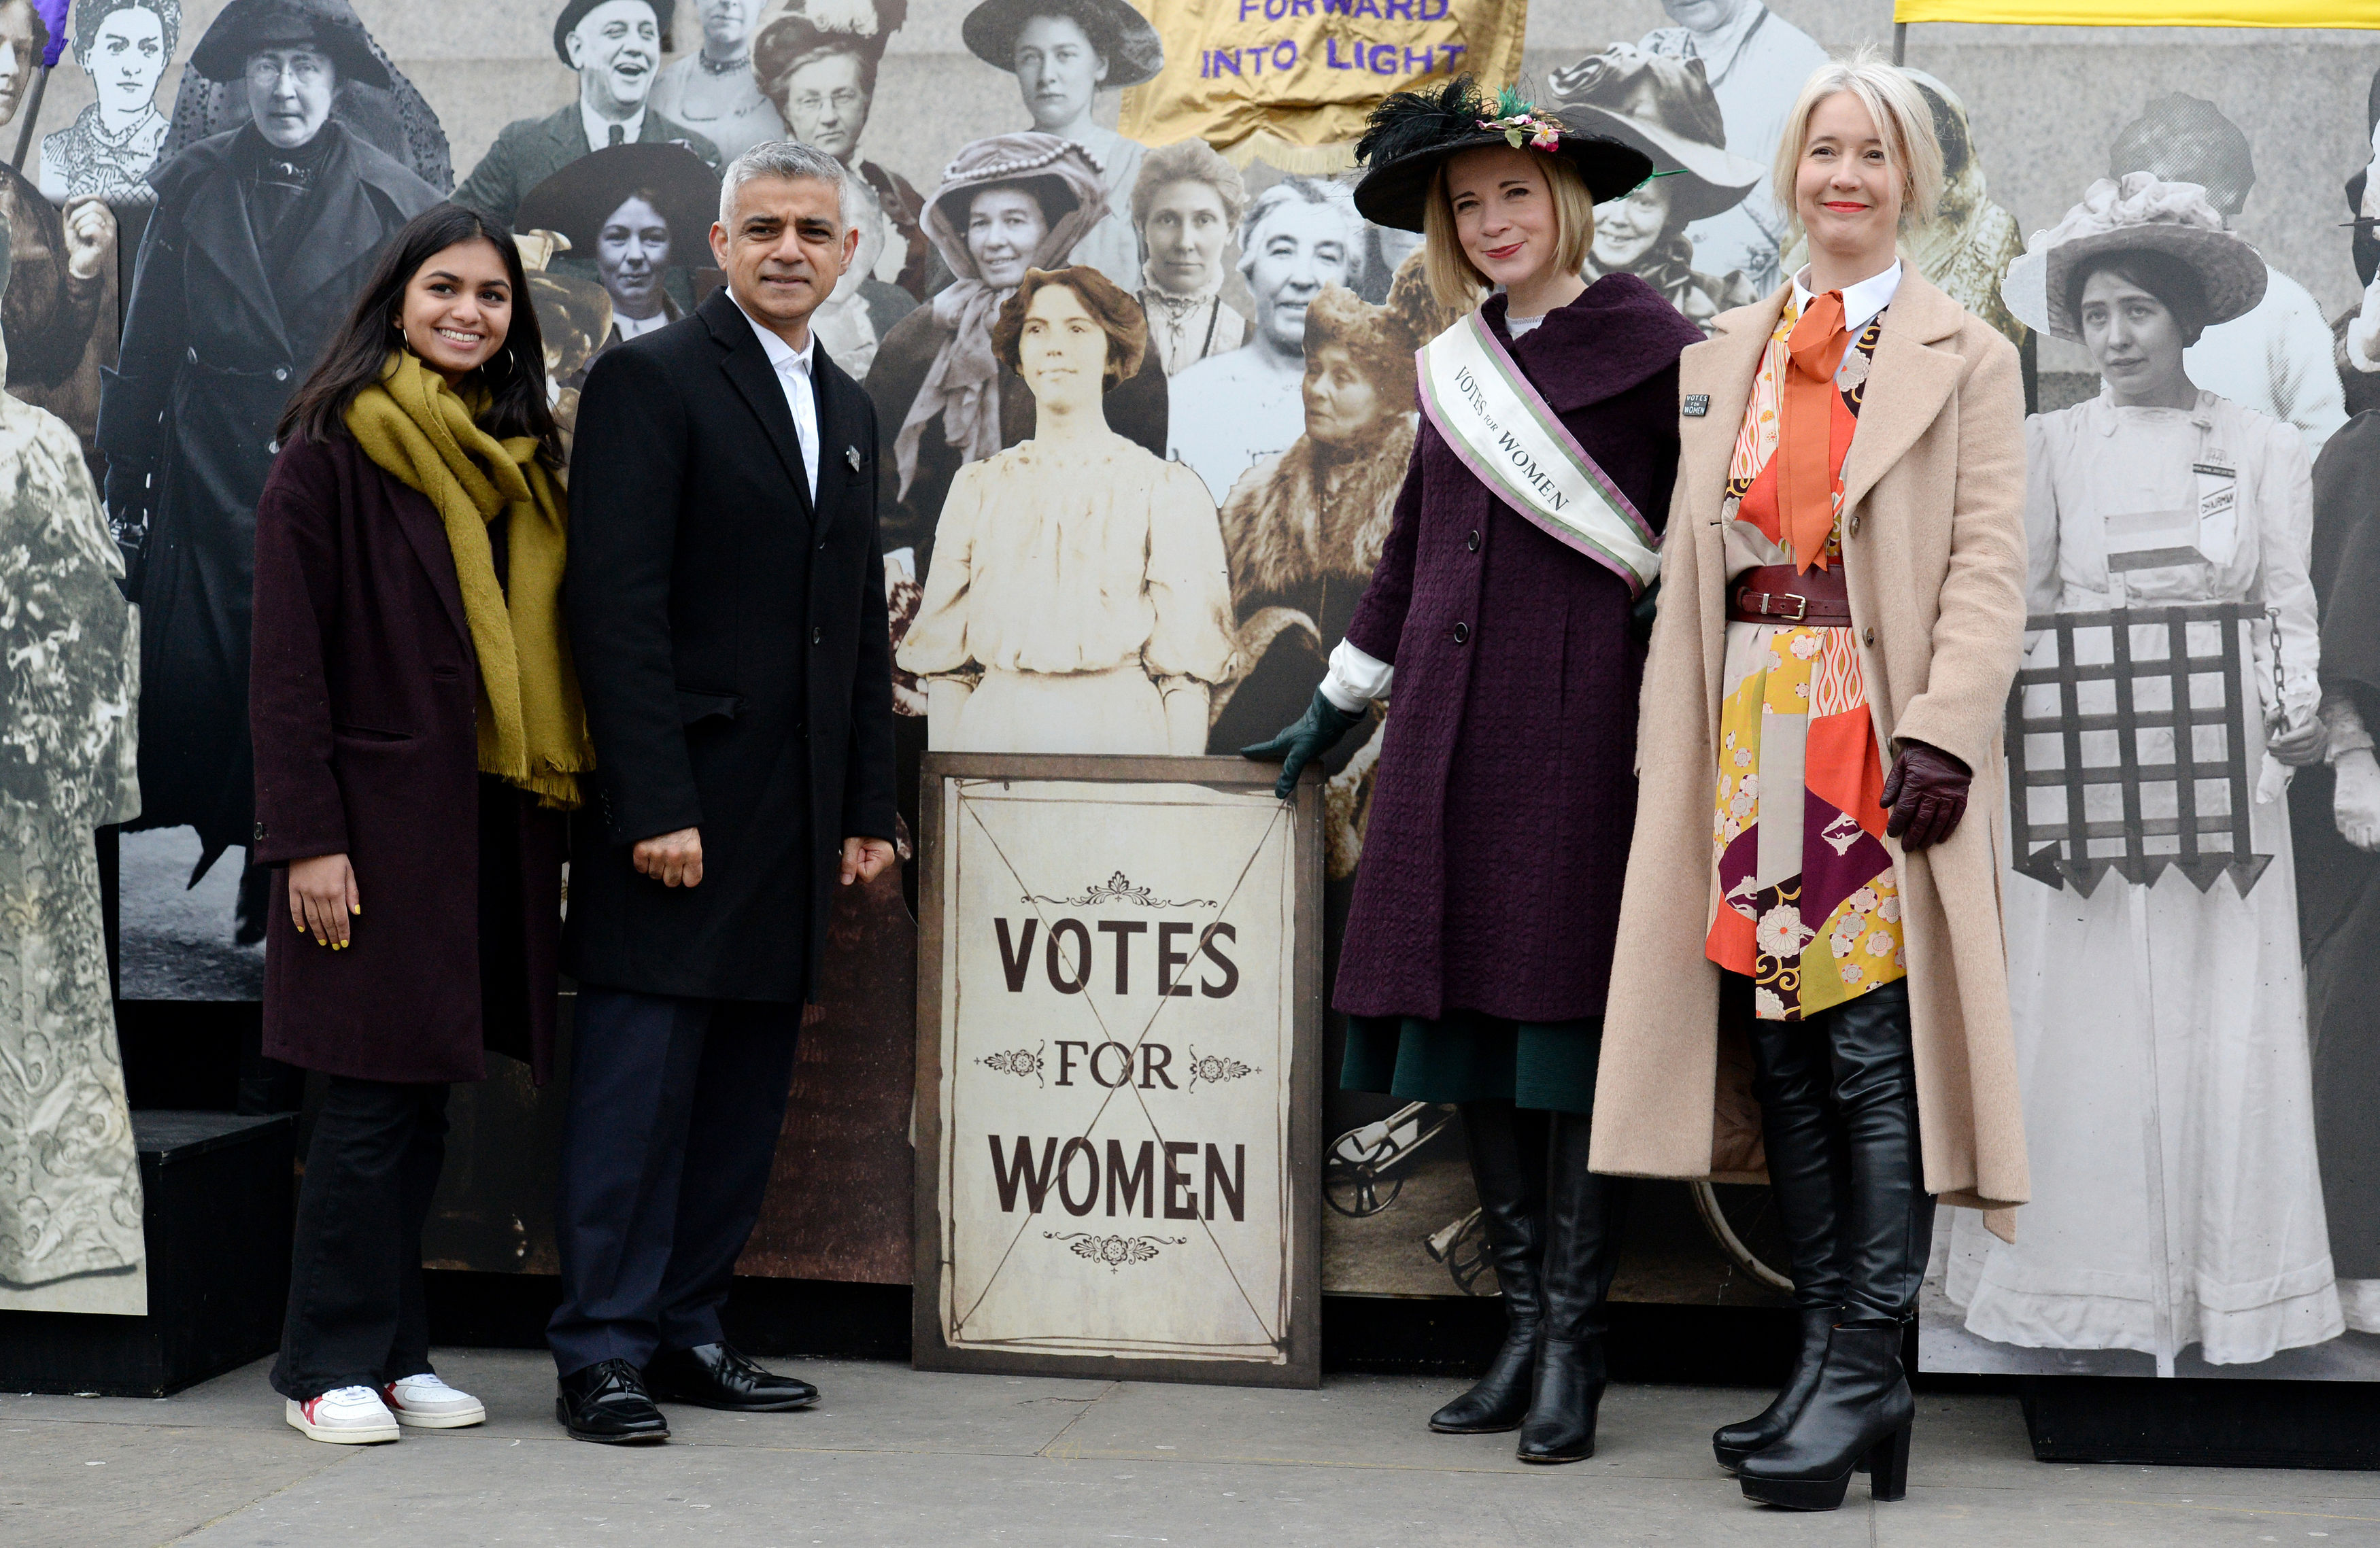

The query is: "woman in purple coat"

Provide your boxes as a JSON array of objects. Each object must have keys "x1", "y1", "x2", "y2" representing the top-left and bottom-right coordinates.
[
  {"x1": 250, "y1": 205, "x2": 585, "y2": 1443},
  {"x1": 1246, "y1": 79, "x2": 1699, "y2": 1462}
]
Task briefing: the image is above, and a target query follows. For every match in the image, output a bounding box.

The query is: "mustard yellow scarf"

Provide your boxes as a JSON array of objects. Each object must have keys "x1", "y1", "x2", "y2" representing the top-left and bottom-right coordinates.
[{"x1": 345, "y1": 350, "x2": 591, "y2": 808}]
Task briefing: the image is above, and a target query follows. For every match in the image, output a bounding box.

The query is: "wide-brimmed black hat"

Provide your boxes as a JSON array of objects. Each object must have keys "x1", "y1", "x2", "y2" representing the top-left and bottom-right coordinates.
[
  {"x1": 1545, "y1": 48, "x2": 1761, "y2": 224},
  {"x1": 551, "y1": 0, "x2": 676, "y2": 69},
  {"x1": 515, "y1": 142, "x2": 723, "y2": 257},
  {"x1": 1353, "y1": 76, "x2": 1652, "y2": 233},
  {"x1": 186, "y1": 0, "x2": 393, "y2": 90},
  {"x1": 961, "y1": 0, "x2": 1161, "y2": 90}
]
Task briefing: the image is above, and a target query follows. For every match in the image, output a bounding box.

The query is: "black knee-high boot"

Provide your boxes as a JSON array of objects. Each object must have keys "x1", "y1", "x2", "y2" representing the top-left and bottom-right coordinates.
[
  {"x1": 1516, "y1": 1110, "x2": 1629, "y2": 1463},
  {"x1": 1430, "y1": 1100, "x2": 1546, "y2": 1434},
  {"x1": 1714, "y1": 999, "x2": 1852, "y2": 1472},
  {"x1": 1739, "y1": 983, "x2": 1934, "y2": 1511}
]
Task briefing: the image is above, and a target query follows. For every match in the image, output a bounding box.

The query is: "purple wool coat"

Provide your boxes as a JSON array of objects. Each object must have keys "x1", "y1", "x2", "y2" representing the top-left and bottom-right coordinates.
[
  {"x1": 1336, "y1": 275, "x2": 1702, "y2": 1024},
  {"x1": 250, "y1": 434, "x2": 565, "y2": 1086}
]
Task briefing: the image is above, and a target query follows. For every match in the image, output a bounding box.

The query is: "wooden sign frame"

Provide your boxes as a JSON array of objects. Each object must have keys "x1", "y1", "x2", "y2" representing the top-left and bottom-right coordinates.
[{"x1": 912, "y1": 753, "x2": 1323, "y2": 1388}]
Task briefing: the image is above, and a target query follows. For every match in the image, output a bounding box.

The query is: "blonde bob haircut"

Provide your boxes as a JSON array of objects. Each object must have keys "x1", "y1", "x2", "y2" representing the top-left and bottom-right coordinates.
[
  {"x1": 1420, "y1": 145, "x2": 1597, "y2": 312},
  {"x1": 1770, "y1": 46, "x2": 1945, "y2": 243}
]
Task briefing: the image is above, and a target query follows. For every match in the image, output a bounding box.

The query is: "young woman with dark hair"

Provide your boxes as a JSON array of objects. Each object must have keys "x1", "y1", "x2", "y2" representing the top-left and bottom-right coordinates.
[{"x1": 253, "y1": 202, "x2": 590, "y2": 1443}]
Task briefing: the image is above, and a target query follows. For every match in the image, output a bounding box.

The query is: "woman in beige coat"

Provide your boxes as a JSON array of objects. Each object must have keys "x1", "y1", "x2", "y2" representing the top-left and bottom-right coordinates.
[{"x1": 1594, "y1": 51, "x2": 2028, "y2": 1510}]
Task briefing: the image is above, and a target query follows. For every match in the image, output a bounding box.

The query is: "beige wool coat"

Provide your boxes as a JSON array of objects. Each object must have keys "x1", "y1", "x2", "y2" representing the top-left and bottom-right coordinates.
[{"x1": 1591, "y1": 270, "x2": 2033, "y2": 1225}]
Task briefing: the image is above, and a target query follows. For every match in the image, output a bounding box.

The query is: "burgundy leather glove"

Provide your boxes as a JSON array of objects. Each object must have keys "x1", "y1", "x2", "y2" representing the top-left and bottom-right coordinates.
[{"x1": 1880, "y1": 741, "x2": 1971, "y2": 852}]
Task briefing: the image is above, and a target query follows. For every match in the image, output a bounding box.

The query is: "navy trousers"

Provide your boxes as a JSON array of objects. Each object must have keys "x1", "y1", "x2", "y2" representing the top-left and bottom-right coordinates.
[{"x1": 547, "y1": 989, "x2": 803, "y2": 1376}]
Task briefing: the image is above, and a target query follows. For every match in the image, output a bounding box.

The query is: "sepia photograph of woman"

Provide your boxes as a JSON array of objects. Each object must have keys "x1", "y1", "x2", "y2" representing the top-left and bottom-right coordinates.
[
  {"x1": 1595, "y1": 50, "x2": 2028, "y2": 1510},
  {"x1": 896, "y1": 264, "x2": 1231, "y2": 755},
  {"x1": 250, "y1": 203, "x2": 585, "y2": 1445},
  {"x1": 1244, "y1": 75, "x2": 1701, "y2": 1467}
]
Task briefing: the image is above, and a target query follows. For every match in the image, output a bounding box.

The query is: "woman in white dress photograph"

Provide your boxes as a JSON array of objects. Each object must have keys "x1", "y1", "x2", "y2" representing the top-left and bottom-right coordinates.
[
  {"x1": 1947, "y1": 173, "x2": 2341, "y2": 1375},
  {"x1": 896, "y1": 264, "x2": 1234, "y2": 755}
]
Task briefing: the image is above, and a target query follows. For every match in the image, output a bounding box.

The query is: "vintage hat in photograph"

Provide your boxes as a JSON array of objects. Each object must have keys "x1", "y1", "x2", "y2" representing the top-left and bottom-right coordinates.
[
  {"x1": 1352, "y1": 76, "x2": 1653, "y2": 233},
  {"x1": 959, "y1": 0, "x2": 1163, "y2": 90},
  {"x1": 1545, "y1": 46, "x2": 1763, "y2": 224},
  {"x1": 186, "y1": 0, "x2": 393, "y2": 90},
  {"x1": 551, "y1": 0, "x2": 677, "y2": 69},
  {"x1": 752, "y1": 0, "x2": 911, "y2": 80},
  {"x1": 513, "y1": 141, "x2": 723, "y2": 256},
  {"x1": 2001, "y1": 173, "x2": 2267, "y2": 343}
]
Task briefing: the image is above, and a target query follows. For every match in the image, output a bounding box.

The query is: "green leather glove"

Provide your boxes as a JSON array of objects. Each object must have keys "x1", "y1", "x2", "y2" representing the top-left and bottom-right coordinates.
[{"x1": 1242, "y1": 689, "x2": 1367, "y2": 800}]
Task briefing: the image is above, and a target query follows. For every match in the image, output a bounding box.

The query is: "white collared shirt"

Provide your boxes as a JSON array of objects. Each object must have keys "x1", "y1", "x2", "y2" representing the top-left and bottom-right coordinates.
[
  {"x1": 614, "y1": 310, "x2": 670, "y2": 341},
  {"x1": 581, "y1": 101, "x2": 646, "y2": 154},
  {"x1": 732, "y1": 294, "x2": 820, "y2": 502},
  {"x1": 1791, "y1": 258, "x2": 1903, "y2": 334}
]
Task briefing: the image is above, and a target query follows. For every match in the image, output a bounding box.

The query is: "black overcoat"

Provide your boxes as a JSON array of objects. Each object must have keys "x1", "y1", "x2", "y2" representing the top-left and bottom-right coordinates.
[
  {"x1": 564, "y1": 288, "x2": 899, "y2": 1003},
  {"x1": 250, "y1": 434, "x2": 565, "y2": 1086},
  {"x1": 100, "y1": 120, "x2": 438, "y2": 867}
]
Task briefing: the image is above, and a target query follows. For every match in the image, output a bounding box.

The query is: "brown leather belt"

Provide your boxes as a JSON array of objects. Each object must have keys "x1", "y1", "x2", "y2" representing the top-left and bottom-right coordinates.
[{"x1": 1728, "y1": 564, "x2": 1852, "y2": 627}]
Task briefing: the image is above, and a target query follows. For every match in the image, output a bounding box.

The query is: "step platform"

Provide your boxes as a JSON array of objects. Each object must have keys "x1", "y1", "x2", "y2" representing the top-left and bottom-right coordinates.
[{"x1": 0, "y1": 1112, "x2": 295, "y2": 1396}]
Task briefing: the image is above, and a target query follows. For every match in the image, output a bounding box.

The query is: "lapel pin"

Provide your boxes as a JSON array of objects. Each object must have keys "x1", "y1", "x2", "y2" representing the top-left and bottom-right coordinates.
[
  {"x1": 845, "y1": 445, "x2": 862, "y2": 471},
  {"x1": 1682, "y1": 394, "x2": 1710, "y2": 417}
]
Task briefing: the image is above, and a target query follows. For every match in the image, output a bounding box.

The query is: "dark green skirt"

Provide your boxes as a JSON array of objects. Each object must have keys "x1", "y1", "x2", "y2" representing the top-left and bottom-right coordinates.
[{"x1": 1341, "y1": 1012, "x2": 1604, "y2": 1115}]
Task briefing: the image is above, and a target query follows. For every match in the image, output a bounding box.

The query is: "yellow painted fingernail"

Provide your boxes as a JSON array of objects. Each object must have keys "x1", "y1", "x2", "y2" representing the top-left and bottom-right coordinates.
[{"x1": 351, "y1": 906, "x2": 360, "y2": 915}]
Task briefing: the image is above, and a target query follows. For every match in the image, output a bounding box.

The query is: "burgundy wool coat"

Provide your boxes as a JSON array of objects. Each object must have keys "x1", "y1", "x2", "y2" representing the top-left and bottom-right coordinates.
[
  {"x1": 1335, "y1": 275, "x2": 1703, "y2": 1023},
  {"x1": 250, "y1": 433, "x2": 566, "y2": 1086}
]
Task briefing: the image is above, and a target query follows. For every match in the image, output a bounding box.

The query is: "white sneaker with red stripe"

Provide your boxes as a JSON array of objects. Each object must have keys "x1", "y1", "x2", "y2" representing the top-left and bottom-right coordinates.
[
  {"x1": 285, "y1": 1386, "x2": 401, "y2": 1444},
  {"x1": 382, "y1": 1373, "x2": 486, "y2": 1428}
]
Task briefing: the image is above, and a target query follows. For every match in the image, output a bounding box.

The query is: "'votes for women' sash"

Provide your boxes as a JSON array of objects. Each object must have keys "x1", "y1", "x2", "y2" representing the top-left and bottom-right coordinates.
[{"x1": 1416, "y1": 311, "x2": 1661, "y2": 597}]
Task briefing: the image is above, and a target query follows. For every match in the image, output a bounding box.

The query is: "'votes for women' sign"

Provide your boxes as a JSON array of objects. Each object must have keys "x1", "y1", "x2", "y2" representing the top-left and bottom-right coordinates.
[
  {"x1": 913, "y1": 756, "x2": 1323, "y2": 1386},
  {"x1": 1119, "y1": 0, "x2": 1527, "y2": 169}
]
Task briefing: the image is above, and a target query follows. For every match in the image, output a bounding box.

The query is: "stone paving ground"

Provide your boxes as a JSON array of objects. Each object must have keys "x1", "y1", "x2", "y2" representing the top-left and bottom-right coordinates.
[{"x1": 7, "y1": 1349, "x2": 2380, "y2": 1547}]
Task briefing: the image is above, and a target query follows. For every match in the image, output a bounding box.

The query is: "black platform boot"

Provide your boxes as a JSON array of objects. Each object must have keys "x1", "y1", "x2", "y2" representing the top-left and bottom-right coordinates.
[
  {"x1": 1429, "y1": 1101, "x2": 1546, "y2": 1434},
  {"x1": 1737, "y1": 984, "x2": 1934, "y2": 1510},
  {"x1": 1714, "y1": 1001, "x2": 1852, "y2": 1472},
  {"x1": 1516, "y1": 1110, "x2": 1629, "y2": 1464},
  {"x1": 1735, "y1": 1322, "x2": 1911, "y2": 1509}
]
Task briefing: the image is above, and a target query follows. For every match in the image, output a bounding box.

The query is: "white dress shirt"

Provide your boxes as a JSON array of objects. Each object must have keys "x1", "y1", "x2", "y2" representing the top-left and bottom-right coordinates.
[
  {"x1": 581, "y1": 102, "x2": 646, "y2": 154},
  {"x1": 732, "y1": 295, "x2": 821, "y2": 502},
  {"x1": 1791, "y1": 257, "x2": 1902, "y2": 333}
]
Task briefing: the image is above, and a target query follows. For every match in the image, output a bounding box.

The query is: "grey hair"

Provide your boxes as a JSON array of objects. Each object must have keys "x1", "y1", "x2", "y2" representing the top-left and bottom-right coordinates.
[
  {"x1": 1236, "y1": 175, "x2": 1363, "y2": 285},
  {"x1": 719, "y1": 139, "x2": 849, "y2": 233}
]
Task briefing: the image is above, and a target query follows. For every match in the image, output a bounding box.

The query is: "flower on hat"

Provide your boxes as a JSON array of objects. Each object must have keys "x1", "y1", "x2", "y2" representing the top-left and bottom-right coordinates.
[
  {"x1": 2022, "y1": 171, "x2": 2226, "y2": 259},
  {"x1": 1480, "y1": 86, "x2": 1565, "y2": 152}
]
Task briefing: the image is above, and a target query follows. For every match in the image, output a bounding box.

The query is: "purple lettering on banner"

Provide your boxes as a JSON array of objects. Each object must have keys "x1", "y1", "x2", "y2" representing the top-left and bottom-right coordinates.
[
  {"x1": 1383, "y1": 0, "x2": 1412, "y2": 18},
  {"x1": 1215, "y1": 46, "x2": 1242, "y2": 74},
  {"x1": 1291, "y1": 0, "x2": 1316, "y2": 14},
  {"x1": 1439, "y1": 41, "x2": 1466, "y2": 67},
  {"x1": 1238, "y1": 0, "x2": 1260, "y2": 18},
  {"x1": 1404, "y1": 46, "x2": 1434, "y2": 72},
  {"x1": 1325, "y1": 35, "x2": 1352, "y2": 67},
  {"x1": 1418, "y1": 0, "x2": 1448, "y2": 17},
  {"x1": 1265, "y1": 0, "x2": 1287, "y2": 20},
  {"x1": 1370, "y1": 41, "x2": 1397, "y2": 73},
  {"x1": 1323, "y1": 0, "x2": 1353, "y2": 12},
  {"x1": 1248, "y1": 45, "x2": 1267, "y2": 74},
  {"x1": 1274, "y1": 38, "x2": 1298, "y2": 69},
  {"x1": 1351, "y1": 0, "x2": 1380, "y2": 15}
]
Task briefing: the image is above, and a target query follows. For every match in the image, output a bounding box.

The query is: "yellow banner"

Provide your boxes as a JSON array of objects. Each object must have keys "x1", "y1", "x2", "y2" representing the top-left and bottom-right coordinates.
[
  {"x1": 1119, "y1": 0, "x2": 1527, "y2": 171},
  {"x1": 1894, "y1": 0, "x2": 2379, "y2": 26}
]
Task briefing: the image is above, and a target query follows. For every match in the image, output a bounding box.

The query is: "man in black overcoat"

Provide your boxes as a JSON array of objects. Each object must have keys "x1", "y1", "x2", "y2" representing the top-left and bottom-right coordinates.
[
  {"x1": 97, "y1": 0, "x2": 438, "y2": 935},
  {"x1": 556, "y1": 137, "x2": 898, "y2": 1443}
]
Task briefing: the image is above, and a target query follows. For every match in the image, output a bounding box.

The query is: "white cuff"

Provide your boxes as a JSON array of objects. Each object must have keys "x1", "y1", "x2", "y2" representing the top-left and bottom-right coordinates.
[{"x1": 1320, "y1": 638, "x2": 1393, "y2": 712}]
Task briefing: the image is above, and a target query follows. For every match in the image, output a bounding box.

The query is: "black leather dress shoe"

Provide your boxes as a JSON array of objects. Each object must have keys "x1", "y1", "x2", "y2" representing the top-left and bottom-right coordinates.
[
  {"x1": 556, "y1": 1358, "x2": 670, "y2": 1444},
  {"x1": 645, "y1": 1343, "x2": 819, "y2": 1412}
]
